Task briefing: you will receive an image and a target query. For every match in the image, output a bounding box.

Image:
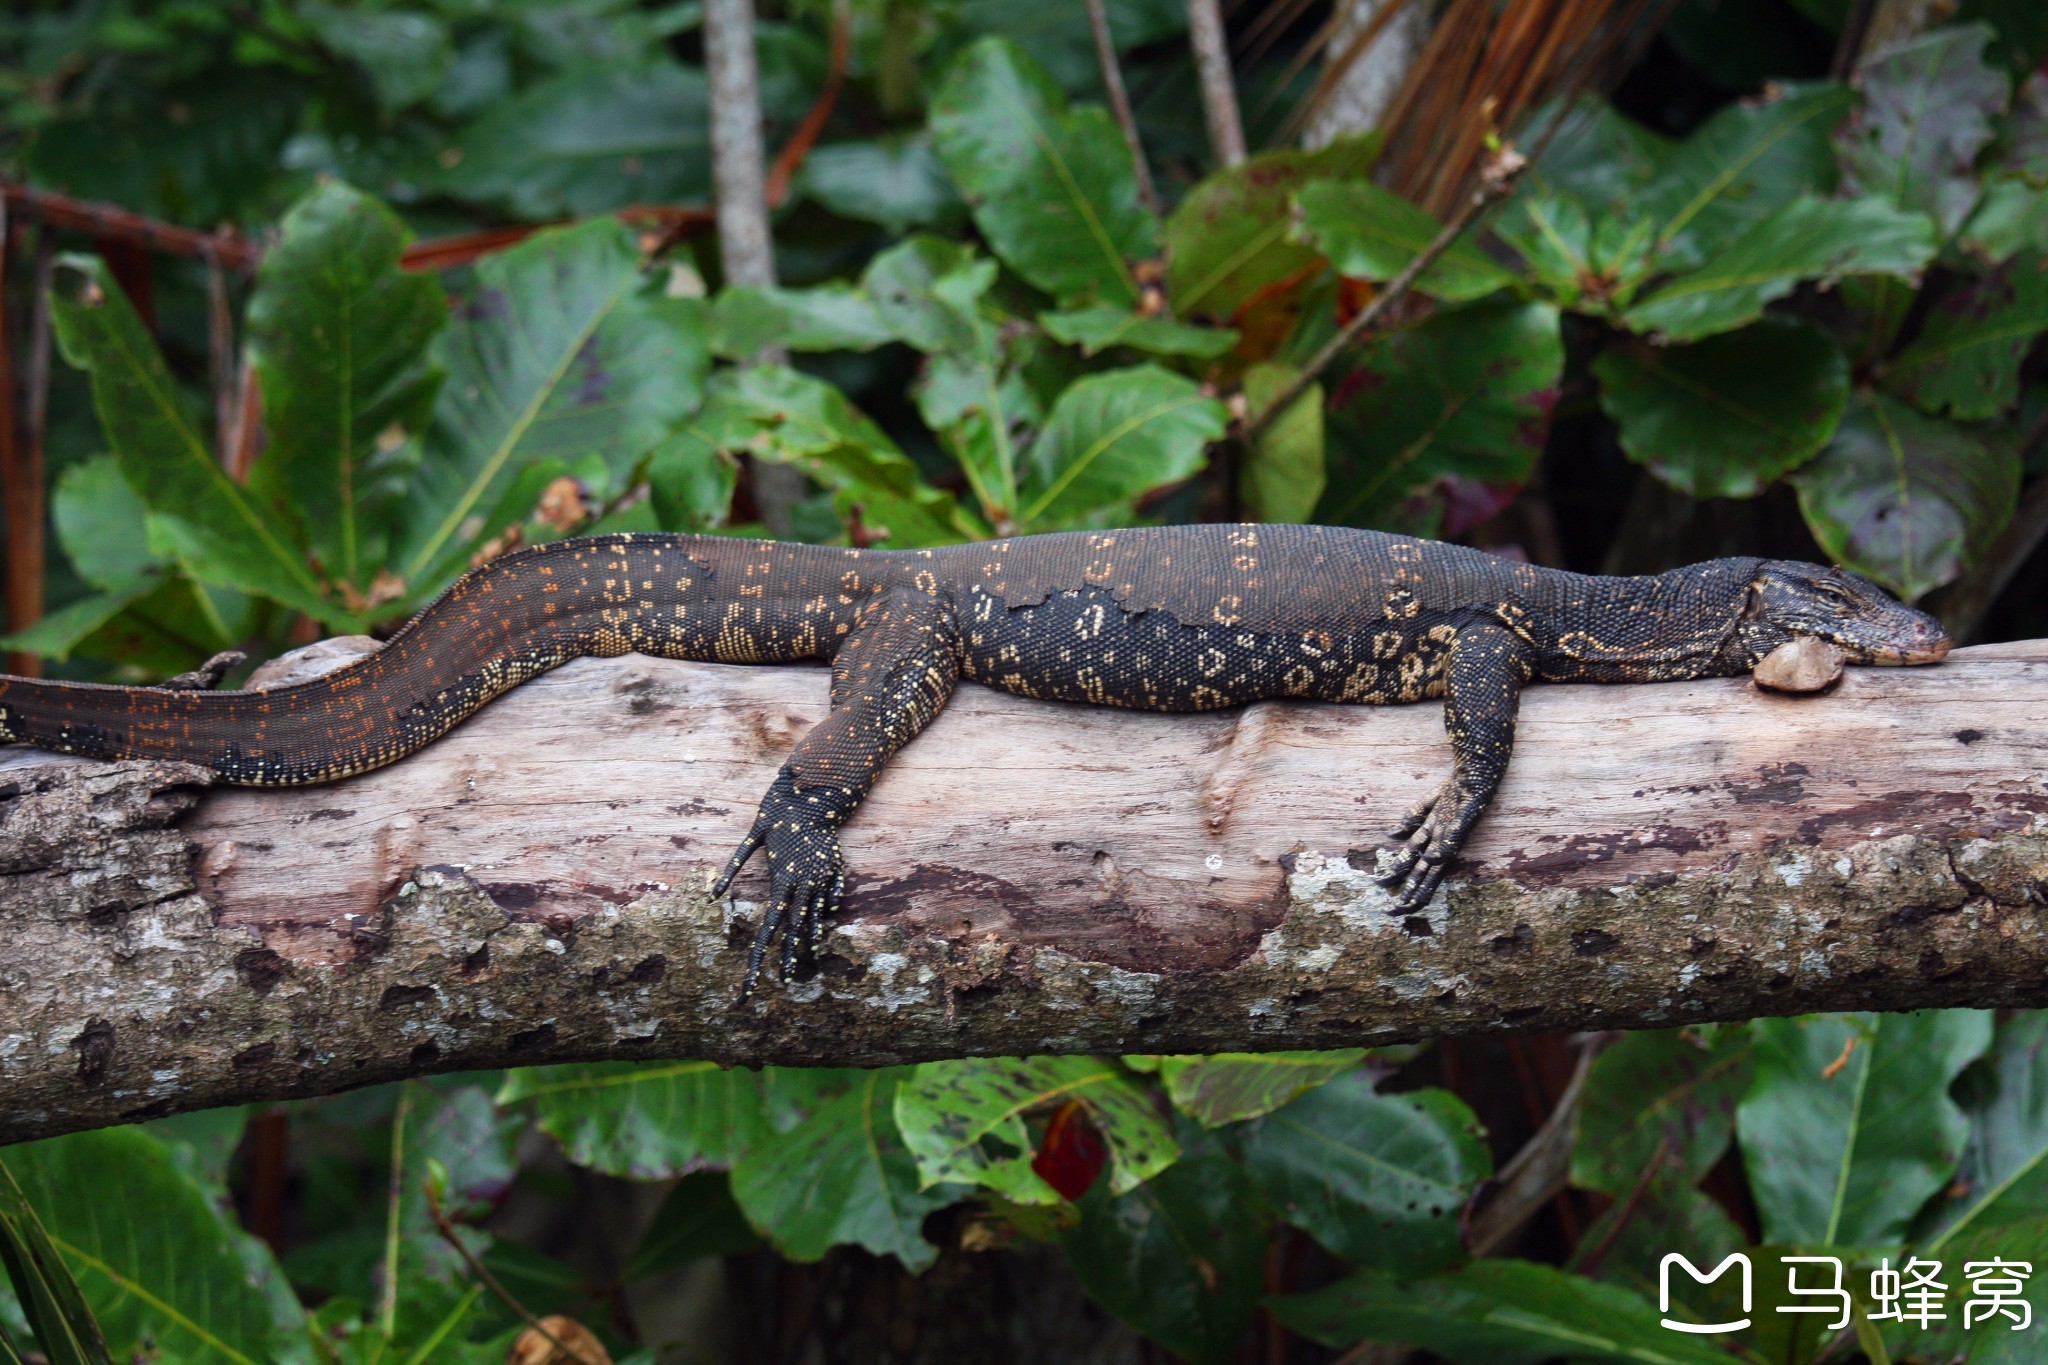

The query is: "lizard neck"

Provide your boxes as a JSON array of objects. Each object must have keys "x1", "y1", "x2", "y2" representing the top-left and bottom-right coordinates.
[{"x1": 1531, "y1": 558, "x2": 1765, "y2": 683}]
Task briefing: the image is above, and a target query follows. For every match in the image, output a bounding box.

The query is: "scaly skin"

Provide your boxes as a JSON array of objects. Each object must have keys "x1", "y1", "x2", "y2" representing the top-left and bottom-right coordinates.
[{"x1": 0, "y1": 525, "x2": 1951, "y2": 996}]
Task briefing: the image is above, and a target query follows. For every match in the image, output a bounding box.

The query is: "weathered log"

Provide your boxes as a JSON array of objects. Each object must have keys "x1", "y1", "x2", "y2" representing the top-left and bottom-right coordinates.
[{"x1": 1, "y1": 641, "x2": 2044, "y2": 1144}]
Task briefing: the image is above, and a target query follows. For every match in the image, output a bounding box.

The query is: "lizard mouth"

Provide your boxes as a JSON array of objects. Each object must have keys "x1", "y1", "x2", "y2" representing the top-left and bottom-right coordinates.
[{"x1": 1856, "y1": 636, "x2": 1951, "y2": 666}]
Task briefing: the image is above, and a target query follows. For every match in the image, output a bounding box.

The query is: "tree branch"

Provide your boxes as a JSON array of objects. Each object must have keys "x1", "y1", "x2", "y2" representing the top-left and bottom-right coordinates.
[
  {"x1": 0, "y1": 642, "x2": 2044, "y2": 1144},
  {"x1": 1185, "y1": 0, "x2": 1246, "y2": 168}
]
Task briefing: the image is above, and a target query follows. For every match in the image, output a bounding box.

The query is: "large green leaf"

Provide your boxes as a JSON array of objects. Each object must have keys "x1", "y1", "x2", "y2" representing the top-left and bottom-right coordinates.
[
  {"x1": 1920, "y1": 1012, "x2": 2048, "y2": 1254},
  {"x1": 300, "y1": 3, "x2": 453, "y2": 110},
  {"x1": 498, "y1": 1061, "x2": 774, "y2": 1178},
  {"x1": 437, "y1": 60, "x2": 710, "y2": 219},
  {"x1": 1573, "y1": 1028, "x2": 1754, "y2": 1198},
  {"x1": 1291, "y1": 181, "x2": 1518, "y2": 303},
  {"x1": 50, "y1": 256, "x2": 340, "y2": 626},
  {"x1": 1888, "y1": 252, "x2": 2048, "y2": 419},
  {"x1": 796, "y1": 135, "x2": 965, "y2": 234},
  {"x1": 1235, "y1": 363, "x2": 1326, "y2": 525},
  {"x1": 896, "y1": 1057, "x2": 1178, "y2": 1202},
  {"x1": 1594, "y1": 317, "x2": 1849, "y2": 498},
  {"x1": 1059, "y1": 1134, "x2": 1265, "y2": 1365},
  {"x1": 1016, "y1": 365, "x2": 1226, "y2": 528},
  {"x1": 1038, "y1": 307, "x2": 1239, "y2": 358},
  {"x1": 687, "y1": 365, "x2": 986, "y2": 545},
  {"x1": 247, "y1": 181, "x2": 445, "y2": 593},
  {"x1": 1524, "y1": 95, "x2": 1673, "y2": 219},
  {"x1": 1165, "y1": 136, "x2": 1381, "y2": 323},
  {"x1": 1636, "y1": 83, "x2": 1856, "y2": 270},
  {"x1": 1151, "y1": 1051, "x2": 1366, "y2": 1128},
  {"x1": 1271, "y1": 1260, "x2": 1731, "y2": 1365},
  {"x1": 1792, "y1": 390, "x2": 2019, "y2": 599},
  {"x1": 929, "y1": 37, "x2": 1156, "y2": 307},
  {"x1": 709, "y1": 284, "x2": 897, "y2": 358},
  {"x1": 396, "y1": 218, "x2": 710, "y2": 593},
  {"x1": 1960, "y1": 176, "x2": 2048, "y2": 261},
  {"x1": 1838, "y1": 23, "x2": 2009, "y2": 235},
  {"x1": 1624, "y1": 194, "x2": 1938, "y2": 342},
  {"x1": 2, "y1": 1128, "x2": 305, "y2": 1365},
  {"x1": 1236, "y1": 1074, "x2": 1489, "y2": 1271},
  {"x1": 1738, "y1": 1010, "x2": 1993, "y2": 1246},
  {"x1": 1320, "y1": 300, "x2": 1563, "y2": 528},
  {"x1": 864, "y1": 236, "x2": 993, "y2": 356},
  {"x1": 729, "y1": 1069, "x2": 960, "y2": 1273}
]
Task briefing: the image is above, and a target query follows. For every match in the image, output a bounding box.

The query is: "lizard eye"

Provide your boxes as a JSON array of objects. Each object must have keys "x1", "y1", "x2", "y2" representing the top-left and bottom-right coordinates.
[{"x1": 1815, "y1": 580, "x2": 1852, "y2": 602}]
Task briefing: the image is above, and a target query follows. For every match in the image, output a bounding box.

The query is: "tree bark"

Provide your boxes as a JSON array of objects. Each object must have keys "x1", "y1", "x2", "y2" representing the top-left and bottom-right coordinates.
[{"x1": 1, "y1": 642, "x2": 2044, "y2": 1145}]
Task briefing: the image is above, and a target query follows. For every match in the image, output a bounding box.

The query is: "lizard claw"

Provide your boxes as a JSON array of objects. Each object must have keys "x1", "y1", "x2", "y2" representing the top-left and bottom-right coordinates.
[
  {"x1": 1377, "y1": 780, "x2": 1477, "y2": 912},
  {"x1": 723, "y1": 774, "x2": 853, "y2": 1001}
]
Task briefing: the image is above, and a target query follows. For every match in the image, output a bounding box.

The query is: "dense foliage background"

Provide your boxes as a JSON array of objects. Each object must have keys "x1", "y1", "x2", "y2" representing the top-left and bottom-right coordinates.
[{"x1": 0, "y1": 0, "x2": 2045, "y2": 1361}]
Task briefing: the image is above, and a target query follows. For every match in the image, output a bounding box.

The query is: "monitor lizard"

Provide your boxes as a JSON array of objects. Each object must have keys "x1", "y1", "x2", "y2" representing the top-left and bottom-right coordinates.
[{"x1": 0, "y1": 524, "x2": 1951, "y2": 996}]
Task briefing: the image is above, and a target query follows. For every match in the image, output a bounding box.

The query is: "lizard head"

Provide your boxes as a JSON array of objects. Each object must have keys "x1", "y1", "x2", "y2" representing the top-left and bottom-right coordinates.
[{"x1": 1749, "y1": 561, "x2": 1951, "y2": 665}]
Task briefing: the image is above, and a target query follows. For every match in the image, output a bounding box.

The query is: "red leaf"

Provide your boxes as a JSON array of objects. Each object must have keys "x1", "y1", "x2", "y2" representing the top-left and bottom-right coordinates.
[{"x1": 1033, "y1": 1100, "x2": 1109, "y2": 1201}]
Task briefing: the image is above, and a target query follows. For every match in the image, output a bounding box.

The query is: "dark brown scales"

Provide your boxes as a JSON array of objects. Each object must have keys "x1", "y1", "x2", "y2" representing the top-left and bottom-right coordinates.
[{"x1": 0, "y1": 525, "x2": 1951, "y2": 994}]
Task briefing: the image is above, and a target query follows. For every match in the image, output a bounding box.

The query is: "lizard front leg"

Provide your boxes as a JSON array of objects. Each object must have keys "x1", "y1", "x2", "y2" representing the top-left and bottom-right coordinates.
[
  {"x1": 712, "y1": 587, "x2": 963, "y2": 997},
  {"x1": 1378, "y1": 622, "x2": 1530, "y2": 912}
]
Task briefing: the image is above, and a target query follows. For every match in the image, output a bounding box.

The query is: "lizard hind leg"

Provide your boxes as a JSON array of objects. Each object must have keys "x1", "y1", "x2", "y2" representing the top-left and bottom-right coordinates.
[
  {"x1": 714, "y1": 586, "x2": 964, "y2": 1000},
  {"x1": 1376, "y1": 622, "x2": 1530, "y2": 913}
]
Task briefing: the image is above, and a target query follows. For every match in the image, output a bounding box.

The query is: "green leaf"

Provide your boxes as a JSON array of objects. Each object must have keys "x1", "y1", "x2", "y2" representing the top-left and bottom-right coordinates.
[
  {"x1": 1059, "y1": 1136, "x2": 1265, "y2": 1365},
  {"x1": 1623, "y1": 194, "x2": 1939, "y2": 342},
  {"x1": 0, "y1": 1158, "x2": 113, "y2": 1365},
  {"x1": 1491, "y1": 188, "x2": 1657, "y2": 310},
  {"x1": 1270, "y1": 1260, "x2": 1733, "y2": 1365},
  {"x1": 300, "y1": 3, "x2": 453, "y2": 109},
  {"x1": 1838, "y1": 23, "x2": 2010, "y2": 235},
  {"x1": 1039, "y1": 307, "x2": 1239, "y2": 358},
  {"x1": 1235, "y1": 1074, "x2": 1488, "y2": 1271},
  {"x1": 930, "y1": 37, "x2": 1155, "y2": 307},
  {"x1": 50, "y1": 256, "x2": 339, "y2": 626},
  {"x1": 863, "y1": 236, "x2": 994, "y2": 356},
  {"x1": 1166, "y1": 135, "x2": 1382, "y2": 322},
  {"x1": 1235, "y1": 364, "x2": 1326, "y2": 525},
  {"x1": 438, "y1": 60, "x2": 709, "y2": 219},
  {"x1": 1959, "y1": 177, "x2": 2048, "y2": 261},
  {"x1": 730, "y1": 1069, "x2": 959, "y2": 1272},
  {"x1": 1792, "y1": 390, "x2": 2019, "y2": 599},
  {"x1": 1525, "y1": 95, "x2": 1673, "y2": 220},
  {"x1": 1570, "y1": 1186, "x2": 1749, "y2": 1338},
  {"x1": 1293, "y1": 181, "x2": 1520, "y2": 303},
  {"x1": 1594, "y1": 317, "x2": 1850, "y2": 498},
  {"x1": 1738, "y1": 1010, "x2": 1994, "y2": 1245},
  {"x1": 688, "y1": 365, "x2": 986, "y2": 546},
  {"x1": 1888, "y1": 253, "x2": 2048, "y2": 419},
  {"x1": 1636, "y1": 83, "x2": 1856, "y2": 270},
  {"x1": 622, "y1": 1174, "x2": 761, "y2": 1281},
  {"x1": 646, "y1": 431, "x2": 738, "y2": 532},
  {"x1": 895, "y1": 1057, "x2": 1180, "y2": 1202},
  {"x1": 796, "y1": 136, "x2": 965, "y2": 234},
  {"x1": 1017, "y1": 365, "x2": 1226, "y2": 528},
  {"x1": 710, "y1": 284, "x2": 898, "y2": 358},
  {"x1": 498, "y1": 1061, "x2": 773, "y2": 1178},
  {"x1": 51, "y1": 455, "x2": 165, "y2": 596},
  {"x1": 1573, "y1": 1028, "x2": 1755, "y2": 1198},
  {"x1": 1155, "y1": 1051, "x2": 1364, "y2": 1127},
  {"x1": 396, "y1": 218, "x2": 710, "y2": 593},
  {"x1": 247, "y1": 181, "x2": 446, "y2": 592},
  {"x1": 1320, "y1": 300, "x2": 1563, "y2": 528},
  {"x1": 1920, "y1": 1012, "x2": 2048, "y2": 1254},
  {"x1": 2, "y1": 1127, "x2": 304, "y2": 1365}
]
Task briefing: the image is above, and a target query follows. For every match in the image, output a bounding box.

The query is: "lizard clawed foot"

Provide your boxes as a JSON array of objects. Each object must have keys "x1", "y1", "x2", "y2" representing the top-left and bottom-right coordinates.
[
  {"x1": 711, "y1": 774, "x2": 852, "y2": 1000},
  {"x1": 1376, "y1": 780, "x2": 1481, "y2": 913},
  {"x1": 161, "y1": 651, "x2": 248, "y2": 691}
]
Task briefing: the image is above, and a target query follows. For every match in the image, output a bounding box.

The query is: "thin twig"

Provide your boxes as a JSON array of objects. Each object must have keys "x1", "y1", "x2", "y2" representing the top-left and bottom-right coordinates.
[
  {"x1": 1187, "y1": 0, "x2": 1247, "y2": 167},
  {"x1": 763, "y1": 0, "x2": 851, "y2": 209},
  {"x1": 1830, "y1": 0, "x2": 1880, "y2": 77},
  {"x1": 1468, "y1": 1034, "x2": 1608, "y2": 1257},
  {"x1": 1235, "y1": 148, "x2": 1525, "y2": 440},
  {"x1": 203, "y1": 243, "x2": 236, "y2": 470},
  {"x1": 380, "y1": 1086, "x2": 410, "y2": 1340},
  {"x1": 425, "y1": 1184, "x2": 604, "y2": 1365},
  {"x1": 1083, "y1": 0, "x2": 1161, "y2": 214}
]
